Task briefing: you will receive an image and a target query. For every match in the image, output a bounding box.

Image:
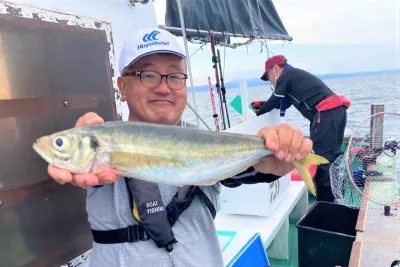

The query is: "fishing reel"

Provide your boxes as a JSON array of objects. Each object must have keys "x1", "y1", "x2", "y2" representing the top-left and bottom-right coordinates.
[
  {"x1": 383, "y1": 138, "x2": 399, "y2": 155},
  {"x1": 374, "y1": 138, "x2": 400, "y2": 159}
]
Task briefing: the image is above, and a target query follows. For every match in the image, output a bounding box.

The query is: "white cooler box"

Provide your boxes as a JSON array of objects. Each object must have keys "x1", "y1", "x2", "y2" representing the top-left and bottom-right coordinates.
[{"x1": 218, "y1": 174, "x2": 291, "y2": 217}]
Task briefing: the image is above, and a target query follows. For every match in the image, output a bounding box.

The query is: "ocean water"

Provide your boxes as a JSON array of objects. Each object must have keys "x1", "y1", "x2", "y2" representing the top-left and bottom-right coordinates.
[{"x1": 182, "y1": 71, "x2": 400, "y2": 137}]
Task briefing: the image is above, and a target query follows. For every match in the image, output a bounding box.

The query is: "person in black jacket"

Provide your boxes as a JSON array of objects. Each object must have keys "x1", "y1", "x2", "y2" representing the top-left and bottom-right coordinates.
[{"x1": 253, "y1": 55, "x2": 351, "y2": 202}]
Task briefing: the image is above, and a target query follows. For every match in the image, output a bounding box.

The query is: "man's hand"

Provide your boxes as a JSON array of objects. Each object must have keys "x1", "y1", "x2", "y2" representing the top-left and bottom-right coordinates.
[
  {"x1": 253, "y1": 123, "x2": 313, "y2": 176},
  {"x1": 47, "y1": 112, "x2": 119, "y2": 188}
]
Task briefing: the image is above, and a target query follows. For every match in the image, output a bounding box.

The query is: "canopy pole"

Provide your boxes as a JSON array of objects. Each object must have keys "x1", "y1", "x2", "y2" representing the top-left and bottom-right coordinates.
[{"x1": 176, "y1": 0, "x2": 212, "y2": 130}]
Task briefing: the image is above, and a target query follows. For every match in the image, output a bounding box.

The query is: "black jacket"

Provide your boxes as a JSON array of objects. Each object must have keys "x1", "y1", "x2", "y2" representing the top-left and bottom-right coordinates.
[{"x1": 256, "y1": 68, "x2": 335, "y2": 121}]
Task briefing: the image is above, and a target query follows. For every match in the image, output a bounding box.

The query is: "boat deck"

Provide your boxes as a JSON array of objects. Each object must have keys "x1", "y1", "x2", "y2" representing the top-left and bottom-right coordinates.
[
  {"x1": 348, "y1": 152, "x2": 400, "y2": 267},
  {"x1": 215, "y1": 180, "x2": 308, "y2": 266},
  {"x1": 350, "y1": 209, "x2": 400, "y2": 267}
]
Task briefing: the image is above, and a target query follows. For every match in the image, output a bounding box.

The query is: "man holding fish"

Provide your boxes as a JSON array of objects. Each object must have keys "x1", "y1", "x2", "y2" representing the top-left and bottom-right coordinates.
[{"x1": 35, "y1": 27, "x2": 326, "y2": 267}]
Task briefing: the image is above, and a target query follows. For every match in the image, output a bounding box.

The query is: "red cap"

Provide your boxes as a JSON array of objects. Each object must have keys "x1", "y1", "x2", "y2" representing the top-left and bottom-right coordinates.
[{"x1": 260, "y1": 55, "x2": 287, "y2": 81}]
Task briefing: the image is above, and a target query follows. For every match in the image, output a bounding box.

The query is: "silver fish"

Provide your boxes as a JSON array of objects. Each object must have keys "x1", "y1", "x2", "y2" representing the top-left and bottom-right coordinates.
[{"x1": 32, "y1": 121, "x2": 328, "y2": 195}]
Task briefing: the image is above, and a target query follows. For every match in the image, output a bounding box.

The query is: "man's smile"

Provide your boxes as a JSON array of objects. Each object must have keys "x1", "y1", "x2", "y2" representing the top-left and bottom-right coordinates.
[{"x1": 149, "y1": 99, "x2": 174, "y2": 105}]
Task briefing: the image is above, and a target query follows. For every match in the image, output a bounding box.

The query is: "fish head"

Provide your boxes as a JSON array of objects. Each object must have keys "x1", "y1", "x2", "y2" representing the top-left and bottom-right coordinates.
[{"x1": 32, "y1": 131, "x2": 99, "y2": 173}]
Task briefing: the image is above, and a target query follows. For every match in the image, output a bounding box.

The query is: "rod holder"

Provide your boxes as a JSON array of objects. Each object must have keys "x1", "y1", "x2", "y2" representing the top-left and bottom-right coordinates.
[{"x1": 370, "y1": 104, "x2": 384, "y2": 149}]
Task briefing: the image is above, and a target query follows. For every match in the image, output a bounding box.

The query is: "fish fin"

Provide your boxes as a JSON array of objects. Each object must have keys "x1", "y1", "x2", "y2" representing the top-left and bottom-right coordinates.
[
  {"x1": 193, "y1": 159, "x2": 263, "y2": 186},
  {"x1": 292, "y1": 161, "x2": 317, "y2": 196},
  {"x1": 292, "y1": 153, "x2": 328, "y2": 196},
  {"x1": 298, "y1": 153, "x2": 329, "y2": 166},
  {"x1": 108, "y1": 151, "x2": 186, "y2": 169},
  {"x1": 215, "y1": 159, "x2": 263, "y2": 181}
]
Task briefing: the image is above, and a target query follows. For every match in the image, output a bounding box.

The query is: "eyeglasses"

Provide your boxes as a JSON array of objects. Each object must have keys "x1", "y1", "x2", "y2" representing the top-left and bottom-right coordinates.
[{"x1": 122, "y1": 70, "x2": 188, "y2": 90}]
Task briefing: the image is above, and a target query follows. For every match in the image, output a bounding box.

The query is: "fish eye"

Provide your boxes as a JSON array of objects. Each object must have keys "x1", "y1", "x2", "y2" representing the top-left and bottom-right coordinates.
[{"x1": 53, "y1": 136, "x2": 69, "y2": 151}]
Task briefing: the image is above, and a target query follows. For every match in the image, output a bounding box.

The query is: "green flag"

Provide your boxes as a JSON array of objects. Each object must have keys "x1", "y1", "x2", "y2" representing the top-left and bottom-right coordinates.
[{"x1": 229, "y1": 95, "x2": 242, "y2": 115}]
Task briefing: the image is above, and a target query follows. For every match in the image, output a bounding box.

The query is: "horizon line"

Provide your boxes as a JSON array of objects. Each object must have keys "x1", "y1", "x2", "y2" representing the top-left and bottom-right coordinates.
[{"x1": 190, "y1": 68, "x2": 400, "y2": 91}]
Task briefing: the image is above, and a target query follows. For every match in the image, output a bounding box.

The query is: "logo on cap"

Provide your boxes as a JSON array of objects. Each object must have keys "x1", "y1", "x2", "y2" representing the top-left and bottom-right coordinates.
[
  {"x1": 137, "y1": 30, "x2": 170, "y2": 50},
  {"x1": 142, "y1": 30, "x2": 160, "y2": 42}
]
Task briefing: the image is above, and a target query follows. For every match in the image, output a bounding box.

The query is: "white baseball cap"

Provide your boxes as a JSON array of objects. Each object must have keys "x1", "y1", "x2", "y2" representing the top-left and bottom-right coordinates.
[{"x1": 118, "y1": 27, "x2": 187, "y2": 74}]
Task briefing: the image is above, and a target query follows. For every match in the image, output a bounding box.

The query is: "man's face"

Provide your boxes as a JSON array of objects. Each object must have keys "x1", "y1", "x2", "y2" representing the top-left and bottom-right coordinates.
[
  {"x1": 267, "y1": 65, "x2": 282, "y2": 86},
  {"x1": 117, "y1": 53, "x2": 188, "y2": 125}
]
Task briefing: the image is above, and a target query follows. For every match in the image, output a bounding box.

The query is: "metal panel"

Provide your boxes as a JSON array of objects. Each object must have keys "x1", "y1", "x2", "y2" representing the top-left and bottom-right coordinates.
[{"x1": 0, "y1": 1, "x2": 121, "y2": 266}]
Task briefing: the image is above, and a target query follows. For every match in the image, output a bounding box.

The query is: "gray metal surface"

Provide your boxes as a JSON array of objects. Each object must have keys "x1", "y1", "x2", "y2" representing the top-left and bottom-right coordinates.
[
  {"x1": 0, "y1": 1, "x2": 120, "y2": 266},
  {"x1": 355, "y1": 209, "x2": 400, "y2": 267}
]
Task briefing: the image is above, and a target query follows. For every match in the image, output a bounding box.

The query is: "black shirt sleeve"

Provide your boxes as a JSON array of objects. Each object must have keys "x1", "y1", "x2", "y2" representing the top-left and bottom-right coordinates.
[
  {"x1": 256, "y1": 76, "x2": 289, "y2": 116},
  {"x1": 220, "y1": 166, "x2": 281, "y2": 188},
  {"x1": 255, "y1": 94, "x2": 282, "y2": 116}
]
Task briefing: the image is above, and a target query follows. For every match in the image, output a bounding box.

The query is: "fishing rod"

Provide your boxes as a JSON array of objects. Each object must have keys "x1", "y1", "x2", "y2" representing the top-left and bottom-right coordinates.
[
  {"x1": 208, "y1": 32, "x2": 226, "y2": 130},
  {"x1": 208, "y1": 76, "x2": 220, "y2": 131},
  {"x1": 216, "y1": 49, "x2": 230, "y2": 128}
]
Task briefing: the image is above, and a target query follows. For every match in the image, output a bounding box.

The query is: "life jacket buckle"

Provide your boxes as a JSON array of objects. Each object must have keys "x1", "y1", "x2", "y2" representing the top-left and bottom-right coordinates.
[{"x1": 127, "y1": 224, "x2": 150, "y2": 242}]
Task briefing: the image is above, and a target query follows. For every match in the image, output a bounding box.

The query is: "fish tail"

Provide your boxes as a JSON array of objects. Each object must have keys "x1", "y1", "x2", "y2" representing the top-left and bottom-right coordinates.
[{"x1": 292, "y1": 153, "x2": 329, "y2": 196}]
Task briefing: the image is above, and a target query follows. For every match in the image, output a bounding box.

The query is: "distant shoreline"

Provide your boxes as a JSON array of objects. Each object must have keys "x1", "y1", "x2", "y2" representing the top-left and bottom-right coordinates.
[{"x1": 191, "y1": 69, "x2": 400, "y2": 92}]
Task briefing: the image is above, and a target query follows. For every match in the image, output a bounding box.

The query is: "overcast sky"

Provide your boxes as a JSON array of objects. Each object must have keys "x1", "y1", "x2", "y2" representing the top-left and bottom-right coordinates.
[{"x1": 153, "y1": 0, "x2": 399, "y2": 85}]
